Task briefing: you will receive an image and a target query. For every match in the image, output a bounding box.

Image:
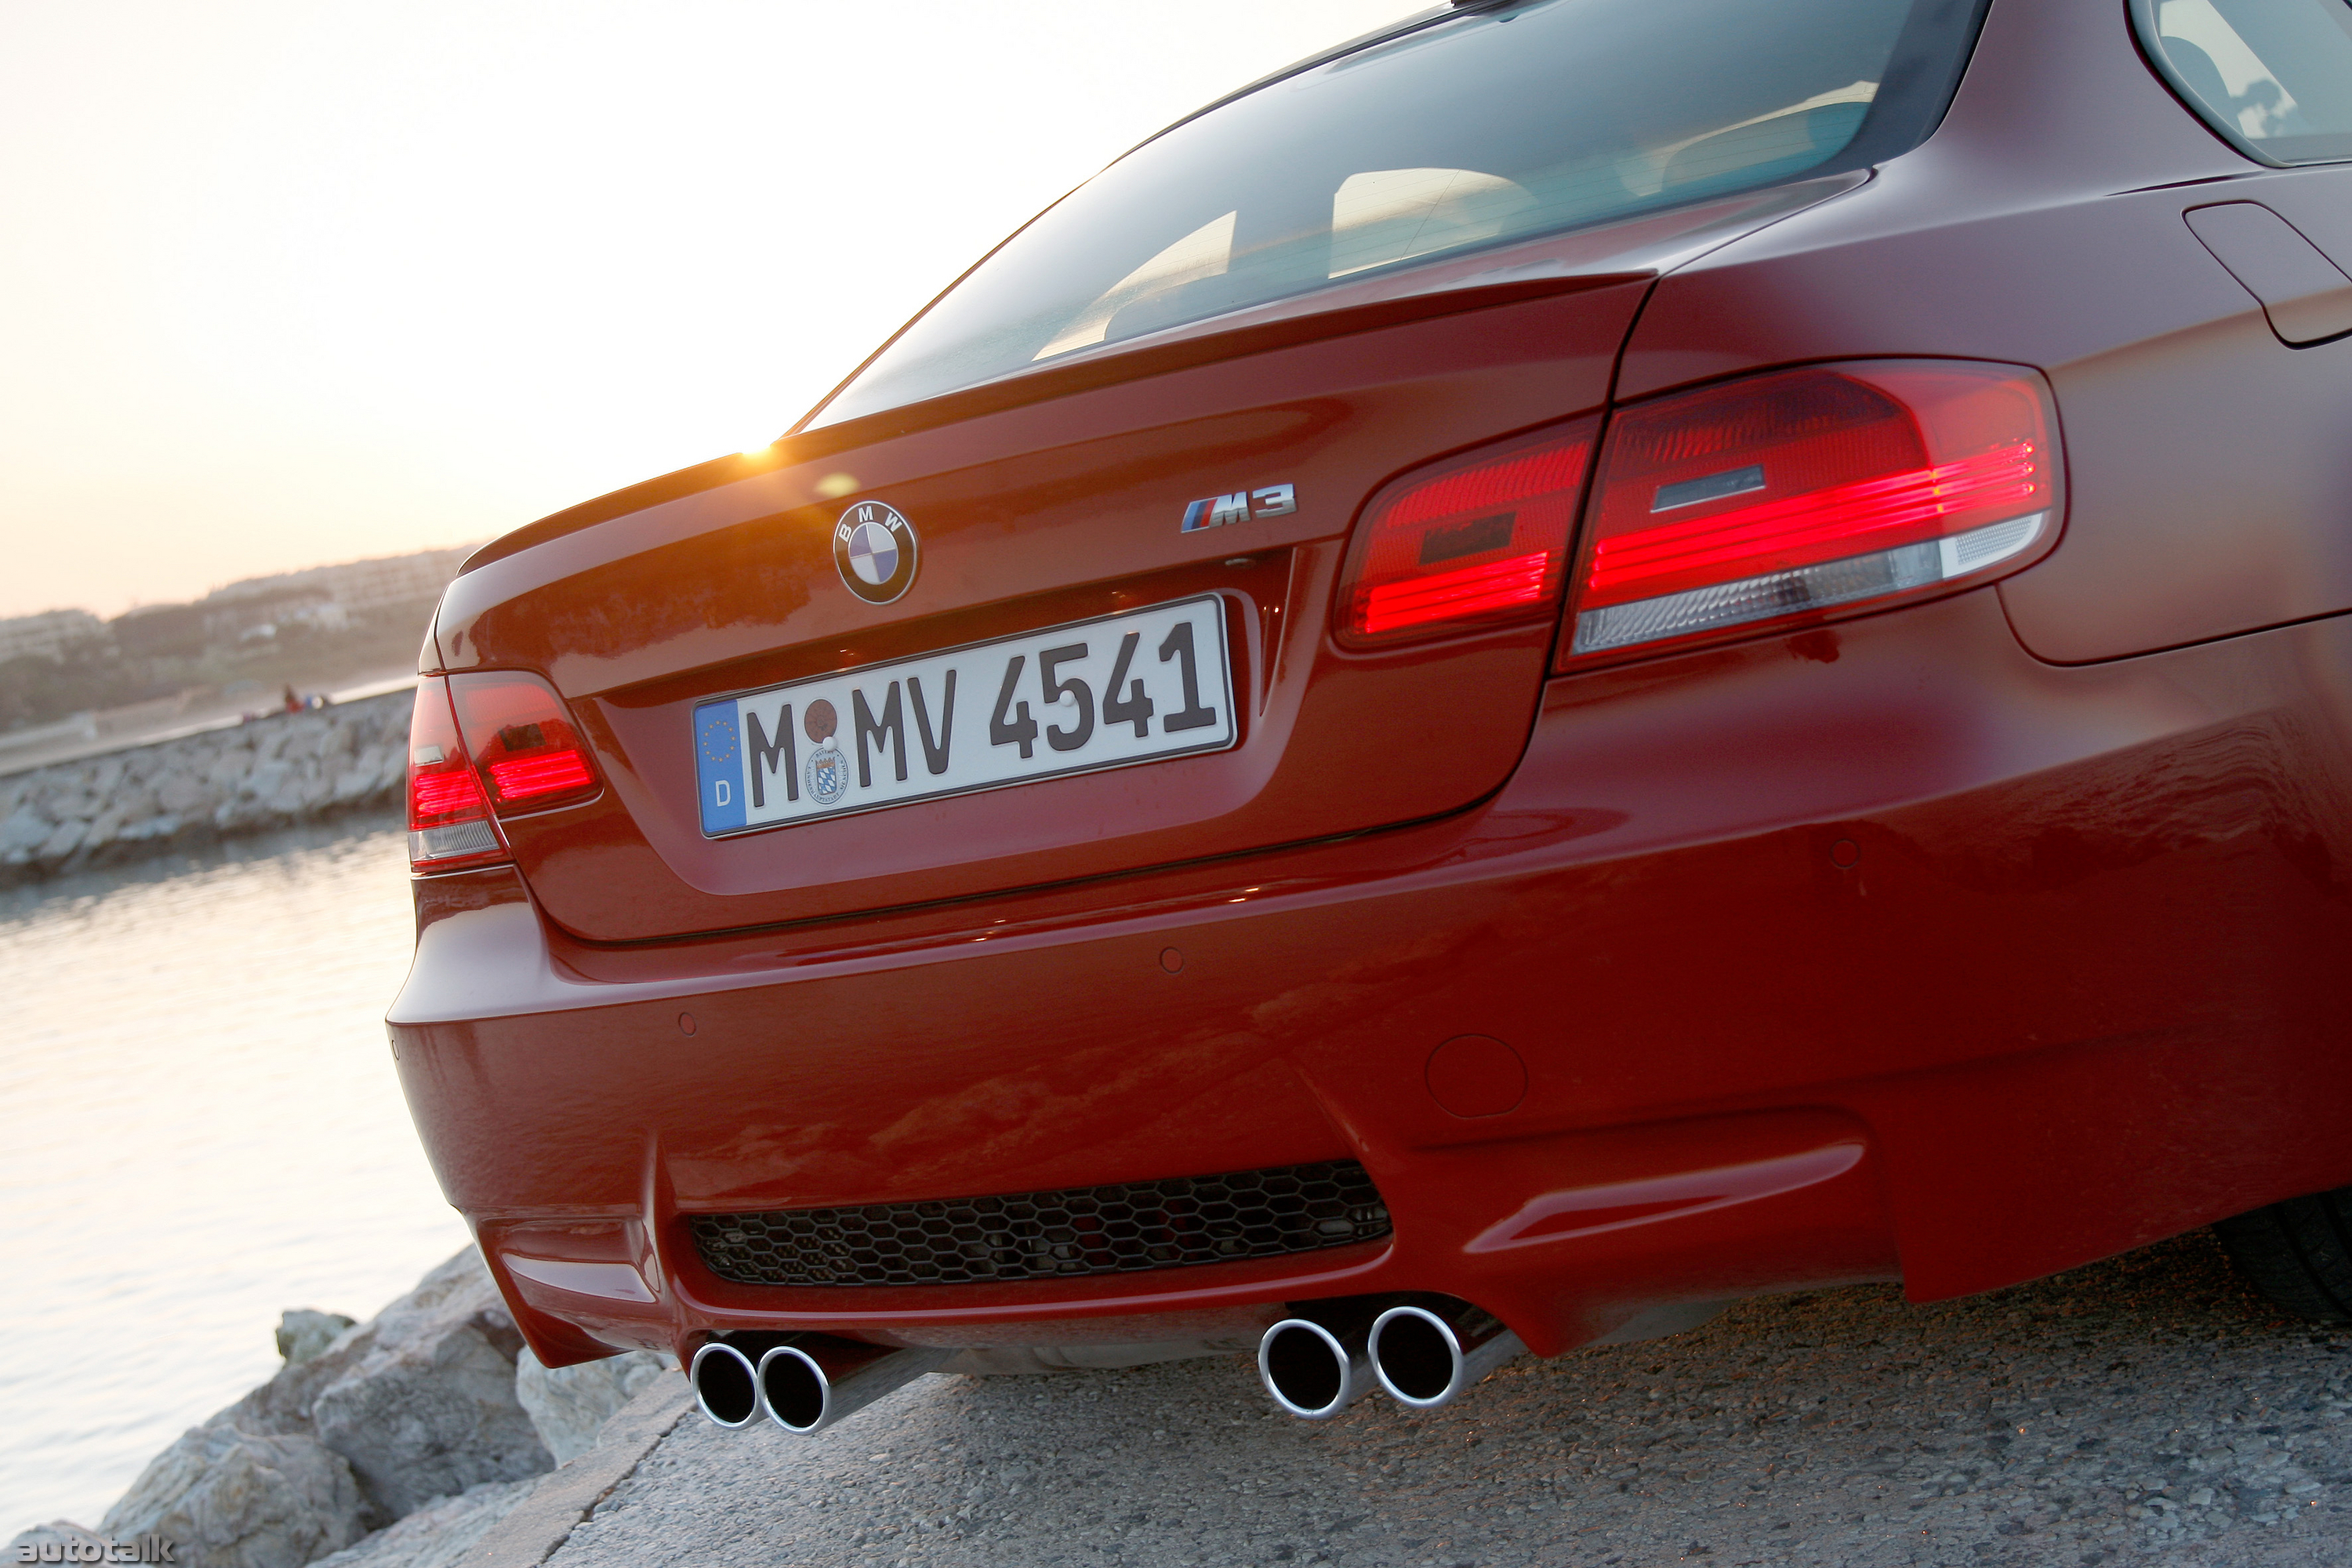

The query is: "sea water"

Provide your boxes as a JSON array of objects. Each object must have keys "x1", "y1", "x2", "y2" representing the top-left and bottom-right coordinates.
[{"x1": 0, "y1": 817, "x2": 470, "y2": 1536}]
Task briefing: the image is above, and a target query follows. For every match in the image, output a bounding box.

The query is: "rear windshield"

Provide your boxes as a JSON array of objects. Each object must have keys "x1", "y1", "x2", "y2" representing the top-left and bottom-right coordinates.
[{"x1": 809, "y1": 0, "x2": 1988, "y2": 429}]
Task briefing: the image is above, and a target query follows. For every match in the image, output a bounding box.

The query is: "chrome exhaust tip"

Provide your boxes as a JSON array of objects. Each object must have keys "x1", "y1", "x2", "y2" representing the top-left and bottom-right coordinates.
[
  {"x1": 1369, "y1": 1301, "x2": 1525, "y2": 1412},
  {"x1": 1257, "y1": 1316, "x2": 1374, "y2": 1419},
  {"x1": 757, "y1": 1339, "x2": 953, "y2": 1436},
  {"x1": 688, "y1": 1341, "x2": 761, "y2": 1428}
]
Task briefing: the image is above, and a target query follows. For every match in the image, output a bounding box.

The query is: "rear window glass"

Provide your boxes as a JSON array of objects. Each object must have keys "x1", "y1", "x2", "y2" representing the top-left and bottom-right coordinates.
[
  {"x1": 810, "y1": 0, "x2": 1989, "y2": 429},
  {"x1": 2140, "y1": 0, "x2": 2352, "y2": 164}
]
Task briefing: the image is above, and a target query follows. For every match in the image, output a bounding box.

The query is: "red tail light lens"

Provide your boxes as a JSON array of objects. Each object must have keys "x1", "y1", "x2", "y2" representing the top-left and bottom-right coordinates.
[
  {"x1": 1565, "y1": 361, "x2": 2061, "y2": 662},
  {"x1": 405, "y1": 670, "x2": 601, "y2": 873},
  {"x1": 406, "y1": 678, "x2": 504, "y2": 873},
  {"x1": 446, "y1": 671, "x2": 603, "y2": 815},
  {"x1": 1336, "y1": 417, "x2": 1599, "y2": 648}
]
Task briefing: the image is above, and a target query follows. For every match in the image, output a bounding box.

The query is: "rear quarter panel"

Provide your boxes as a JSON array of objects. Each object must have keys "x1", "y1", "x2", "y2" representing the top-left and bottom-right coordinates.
[{"x1": 1619, "y1": 0, "x2": 2352, "y2": 664}]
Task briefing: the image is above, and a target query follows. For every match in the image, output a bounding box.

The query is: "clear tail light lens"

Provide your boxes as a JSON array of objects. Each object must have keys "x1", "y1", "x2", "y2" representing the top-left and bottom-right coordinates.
[
  {"x1": 406, "y1": 670, "x2": 601, "y2": 873},
  {"x1": 1335, "y1": 416, "x2": 1599, "y2": 648},
  {"x1": 1564, "y1": 361, "x2": 2062, "y2": 662}
]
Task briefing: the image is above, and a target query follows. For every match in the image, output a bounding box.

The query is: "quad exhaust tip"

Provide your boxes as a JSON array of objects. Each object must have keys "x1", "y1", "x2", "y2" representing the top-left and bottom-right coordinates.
[
  {"x1": 1368, "y1": 1302, "x2": 1526, "y2": 1412},
  {"x1": 705, "y1": 1301, "x2": 1528, "y2": 1432},
  {"x1": 1256, "y1": 1297, "x2": 1527, "y2": 1418},
  {"x1": 757, "y1": 1341, "x2": 950, "y2": 1435},
  {"x1": 688, "y1": 1341, "x2": 761, "y2": 1428},
  {"x1": 1257, "y1": 1315, "x2": 1375, "y2": 1419},
  {"x1": 692, "y1": 1335, "x2": 952, "y2": 1435},
  {"x1": 756, "y1": 1345, "x2": 836, "y2": 1433}
]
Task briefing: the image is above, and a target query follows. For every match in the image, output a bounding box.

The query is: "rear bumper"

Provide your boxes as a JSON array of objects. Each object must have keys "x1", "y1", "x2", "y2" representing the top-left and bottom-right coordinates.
[{"x1": 389, "y1": 590, "x2": 2352, "y2": 1367}]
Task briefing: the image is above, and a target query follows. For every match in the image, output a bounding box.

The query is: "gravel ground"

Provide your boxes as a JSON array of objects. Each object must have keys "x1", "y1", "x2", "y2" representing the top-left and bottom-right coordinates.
[{"x1": 542, "y1": 1231, "x2": 2351, "y2": 1567}]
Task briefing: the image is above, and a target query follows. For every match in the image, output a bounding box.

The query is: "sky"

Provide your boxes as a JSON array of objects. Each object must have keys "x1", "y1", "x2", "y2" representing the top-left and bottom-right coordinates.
[{"x1": 0, "y1": 1, "x2": 1422, "y2": 622}]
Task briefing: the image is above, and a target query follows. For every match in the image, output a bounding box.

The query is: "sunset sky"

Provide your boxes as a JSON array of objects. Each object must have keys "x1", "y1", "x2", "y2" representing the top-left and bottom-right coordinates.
[{"x1": 0, "y1": 1, "x2": 1419, "y2": 622}]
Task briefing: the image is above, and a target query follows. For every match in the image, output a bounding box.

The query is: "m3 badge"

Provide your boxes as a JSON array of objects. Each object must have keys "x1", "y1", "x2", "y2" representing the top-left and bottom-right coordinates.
[{"x1": 1181, "y1": 483, "x2": 1296, "y2": 533}]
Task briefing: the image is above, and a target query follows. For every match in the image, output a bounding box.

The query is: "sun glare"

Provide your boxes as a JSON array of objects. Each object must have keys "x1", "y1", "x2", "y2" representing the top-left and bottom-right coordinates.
[{"x1": 0, "y1": 2, "x2": 1420, "y2": 621}]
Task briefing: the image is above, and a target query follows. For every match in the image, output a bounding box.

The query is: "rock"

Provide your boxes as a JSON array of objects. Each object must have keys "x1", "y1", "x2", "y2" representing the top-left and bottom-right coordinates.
[
  {"x1": 5, "y1": 1521, "x2": 111, "y2": 1563},
  {"x1": 0, "y1": 807, "x2": 52, "y2": 855},
  {"x1": 156, "y1": 773, "x2": 210, "y2": 814},
  {"x1": 38, "y1": 1247, "x2": 557, "y2": 1568},
  {"x1": 514, "y1": 1351, "x2": 670, "y2": 1464},
  {"x1": 80, "y1": 807, "x2": 129, "y2": 857},
  {"x1": 34, "y1": 818, "x2": 86, "y2": 865},
  {"x1": 241, "y1": 761, "x2": 292, "y2": 804},
  {"x1": 278, "y1": 1310, "x2": 359, "y2": 1367},
  {"x1": 303, "y1": 1479, "x2": 533, "y2": 1568},
  {"x1": 99, "y1": 1424, "x2": 368, "y2": 1568},
  {"x1": 265, "y1": 777, "x2": 310, "y2": 816},
  {"x1": 237, "y1": 1249, "x2": 552, "y2": 1519}
]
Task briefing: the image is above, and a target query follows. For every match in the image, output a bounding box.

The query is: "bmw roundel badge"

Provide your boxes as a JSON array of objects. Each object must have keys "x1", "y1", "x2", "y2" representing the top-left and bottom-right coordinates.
[{"x1": 833, "y1": 500, "x2": 919, "y2": 604}]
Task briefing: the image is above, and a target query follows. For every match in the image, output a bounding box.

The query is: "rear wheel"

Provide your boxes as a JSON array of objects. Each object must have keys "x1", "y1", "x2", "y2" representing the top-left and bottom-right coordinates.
[{"x1": 2216, "y1": 1187, "x2": 2352, "y2": 1323}]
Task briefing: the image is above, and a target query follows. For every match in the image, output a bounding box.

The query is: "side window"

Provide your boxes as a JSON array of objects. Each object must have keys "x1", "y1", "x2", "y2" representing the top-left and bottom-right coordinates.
[{"x1": 2137, "y1": 0, "x2": 2352, "y2": 164}]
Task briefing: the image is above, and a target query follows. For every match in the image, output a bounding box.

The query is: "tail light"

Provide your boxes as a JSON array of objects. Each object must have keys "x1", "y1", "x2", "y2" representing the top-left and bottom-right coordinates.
[
  {"x1": 1563, "y1": 361, "x2": 2061, "y2": 662},
  {"x1": 1335, "y1": 416, "x2": 1599, "y2": 648},
  {"x1": 406, "y1": 671, "x2": 601, "y2": 873},
  {"x1": 407, "y1": 680, "x2": 503, "y2": 872}
]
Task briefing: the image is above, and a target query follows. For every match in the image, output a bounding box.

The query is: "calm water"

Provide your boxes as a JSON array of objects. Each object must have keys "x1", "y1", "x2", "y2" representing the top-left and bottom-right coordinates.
[{"x1": 0, "y1": 817, "x2": 470, "y2": 1537}]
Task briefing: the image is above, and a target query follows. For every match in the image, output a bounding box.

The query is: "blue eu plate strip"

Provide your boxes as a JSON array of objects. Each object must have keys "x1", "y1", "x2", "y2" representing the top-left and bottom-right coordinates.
[{"x1": 695, "y1": 702, "x2": 746, "y2": 834}]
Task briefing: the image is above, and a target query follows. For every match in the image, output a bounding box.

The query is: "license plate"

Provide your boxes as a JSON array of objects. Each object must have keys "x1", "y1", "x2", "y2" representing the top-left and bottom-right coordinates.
[{"x1": 692, "y1": 595, "x2": 1236, "y2": 837}]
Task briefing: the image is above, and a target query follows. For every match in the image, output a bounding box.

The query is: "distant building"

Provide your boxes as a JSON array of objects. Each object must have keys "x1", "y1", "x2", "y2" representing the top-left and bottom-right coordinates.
[
  {"x1": 111, "y1": 602, "x2": 211, "y2": 660},
  {"x1": 0, "y1": 608, "x2": 104, "y2": 664},
  {"x1": 206, "y1": 545, "x2": 480, "y2": 616}
]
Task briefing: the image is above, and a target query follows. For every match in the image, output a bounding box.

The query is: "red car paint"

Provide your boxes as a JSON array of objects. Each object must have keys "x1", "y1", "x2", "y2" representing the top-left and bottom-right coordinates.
[{"x1": 390, "y1": 0, "x2": 2352, "y2": 1373}]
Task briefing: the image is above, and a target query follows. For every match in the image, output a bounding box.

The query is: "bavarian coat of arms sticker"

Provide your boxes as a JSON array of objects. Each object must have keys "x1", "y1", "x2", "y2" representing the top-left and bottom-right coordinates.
[{"x1": 801, "y1": 699, "x2": 849, "y2": 806}]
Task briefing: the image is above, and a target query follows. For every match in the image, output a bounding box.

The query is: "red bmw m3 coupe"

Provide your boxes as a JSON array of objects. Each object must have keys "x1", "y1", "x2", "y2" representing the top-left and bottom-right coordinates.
[{"x1": 390, "y1": 0, "x2": 2352, "y2": 1430}]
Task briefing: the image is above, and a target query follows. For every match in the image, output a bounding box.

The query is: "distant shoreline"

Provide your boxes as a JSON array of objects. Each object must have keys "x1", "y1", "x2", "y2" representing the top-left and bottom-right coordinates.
[{"x1": 0, "y1": 671, "x2": 419, "y2": 779}]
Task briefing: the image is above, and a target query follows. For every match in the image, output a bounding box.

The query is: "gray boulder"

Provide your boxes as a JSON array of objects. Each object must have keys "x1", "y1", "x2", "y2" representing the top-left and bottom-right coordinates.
[
  {"x1": 0, "y1": 808, "x2": 53, "y2": 855},
  {"x1": 303, "y1": 1479, "x2": 533, "y2": 1568},
  {"x1": 299, "y1": 1251, "x2": 553, "y2": 1518},
  {"x1": 34, "y1": 818, "x2": 86, "y2": 865},
  {"x1": 99, "y1": 1425, "x2": 368, "y2": 1568},
  {"x1": 57, "y1": 1247, "x2": 554, "y2": 1568},
  {"x1": 513, "y1": 1350, "x2": 670, "y2": 1464},
  {"x1": 227, "y1": 1248, "x2": 553, "y2": 1521},
  {"x1": 277, "y1": 1310, "x2": 358, "y2": 1367},
  {"x1": 157, "y1": 772, "x2": 211, "y2": 814}
]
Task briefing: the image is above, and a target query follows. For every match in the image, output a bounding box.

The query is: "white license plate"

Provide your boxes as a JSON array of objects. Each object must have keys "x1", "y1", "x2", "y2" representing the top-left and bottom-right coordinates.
[{"x1": 693, "y1": 595, "x2": 1236, "y2": 837}]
